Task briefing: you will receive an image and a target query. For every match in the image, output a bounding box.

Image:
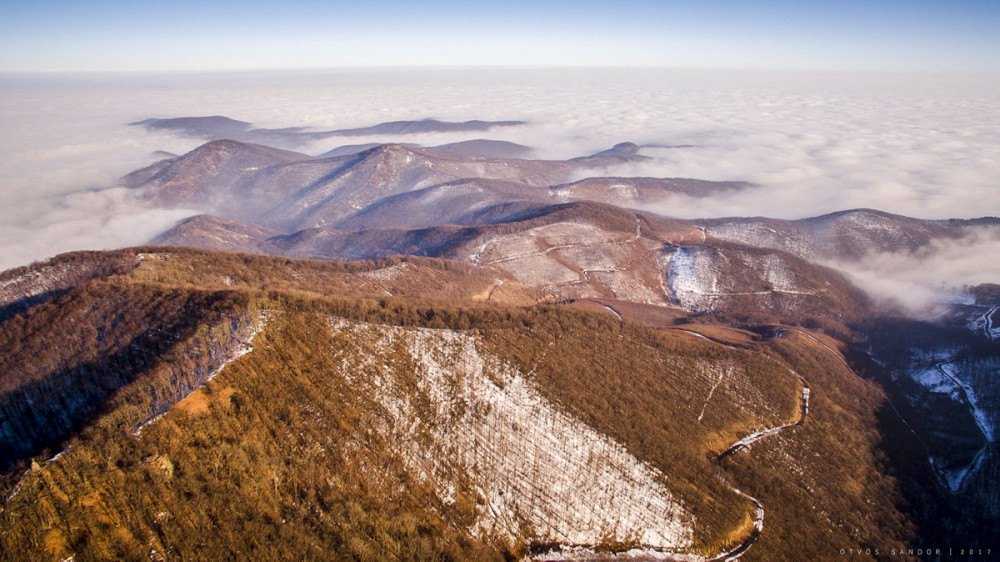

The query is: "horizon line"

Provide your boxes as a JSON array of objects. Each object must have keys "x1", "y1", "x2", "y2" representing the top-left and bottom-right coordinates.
[{"x1": 3, "y1": 65, "x2": 999, "y2": 78}]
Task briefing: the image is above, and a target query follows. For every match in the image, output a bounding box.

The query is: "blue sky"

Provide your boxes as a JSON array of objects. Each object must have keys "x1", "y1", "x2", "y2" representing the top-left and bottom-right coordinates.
[{"x1": 1, "y1": 0, "x2": 998, "y2": 72}]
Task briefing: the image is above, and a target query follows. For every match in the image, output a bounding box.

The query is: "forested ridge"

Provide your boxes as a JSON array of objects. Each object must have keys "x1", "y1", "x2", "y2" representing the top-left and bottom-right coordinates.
[{"x1": 0, "y1": 247, "x2": 920, "y2": 560}]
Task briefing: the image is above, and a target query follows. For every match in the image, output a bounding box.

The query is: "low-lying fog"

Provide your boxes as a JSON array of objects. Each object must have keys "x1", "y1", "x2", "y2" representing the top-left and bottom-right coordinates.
[{"x1": 2, "y1": 68, "x2": 998, "y2": 311}]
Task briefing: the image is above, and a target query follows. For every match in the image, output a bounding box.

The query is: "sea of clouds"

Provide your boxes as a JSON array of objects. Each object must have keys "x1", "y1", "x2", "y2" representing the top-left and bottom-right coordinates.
[{"x1": 1, "y1": 68, "x2": 998, "y2": 310}]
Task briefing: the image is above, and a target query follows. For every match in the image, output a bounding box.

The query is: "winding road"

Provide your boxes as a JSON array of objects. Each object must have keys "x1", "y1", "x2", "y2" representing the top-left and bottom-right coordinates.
[
  {"x1": 708, "y1": 485, "x2": 765, "y2": 562},
  {"x1": 677, "y1": 328, "x2": 811, "y2": 561},
  {"x1": 534, "y1": 326, "x2": 813, "y2": 561},
  {"x1": 928, "y1": 361, "x2": 991, "y2": 492},
  {"x1": 485, "y1": 279, "x2": 504, "y2": 302},
  {"x1": 981, "y1": 305, "x2": 998, "y2": 341}
]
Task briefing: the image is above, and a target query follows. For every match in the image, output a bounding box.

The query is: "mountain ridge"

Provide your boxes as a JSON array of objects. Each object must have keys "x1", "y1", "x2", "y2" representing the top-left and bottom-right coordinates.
[
  {"x1": 0, "y1": 246, "x2": 921, "y2": 559},
  {"x1": 132, "y1": 116, "x2": 528, "y2": 149}
]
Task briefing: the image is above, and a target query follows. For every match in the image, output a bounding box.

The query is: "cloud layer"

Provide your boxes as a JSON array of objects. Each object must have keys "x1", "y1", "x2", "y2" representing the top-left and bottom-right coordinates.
[
  {"x1": 1, "y1": 69, "x2": 998, "y2": 305},
  {"x1": 829, "y1": 226, "x2": 1000, "y2": 316}
]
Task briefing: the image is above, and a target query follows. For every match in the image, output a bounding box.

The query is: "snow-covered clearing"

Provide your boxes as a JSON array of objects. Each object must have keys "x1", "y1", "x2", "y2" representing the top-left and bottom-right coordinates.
[
  {"x1": 666, "y1": 247, "x2": 706, "y2": 305},
  {"x1": 328, "y1": 319, "x2": 695, "y2": 552},
  {"x1": 760, "y1": 254, "x2": 795, "y2": 292},
  {"x1": 664, "y1": 247, "x2": 752, "y2": 310},
  {"x1": 664, "y1": 248, "x2": 816, "y2": 311}
]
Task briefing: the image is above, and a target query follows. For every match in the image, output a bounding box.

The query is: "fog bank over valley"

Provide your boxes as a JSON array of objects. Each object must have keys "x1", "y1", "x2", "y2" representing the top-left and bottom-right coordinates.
[{"x1": 830, "y1": 226, "x2": 1000, "y2": 316}]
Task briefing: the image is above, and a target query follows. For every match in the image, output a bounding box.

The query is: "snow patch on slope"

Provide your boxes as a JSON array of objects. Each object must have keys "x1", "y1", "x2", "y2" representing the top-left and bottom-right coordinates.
[
  {"x1": 665, "y1": 247, "x2": 716, "y2": 310},
  {"x1": 706, "y1": 223, "x2": 817, "y2": 261},
  {"x1": 328, "y1": 319, "x2": 694, "y2": 551},
  {"x1": 761, "y1": 254, "x2": 795, "y2": 292}
]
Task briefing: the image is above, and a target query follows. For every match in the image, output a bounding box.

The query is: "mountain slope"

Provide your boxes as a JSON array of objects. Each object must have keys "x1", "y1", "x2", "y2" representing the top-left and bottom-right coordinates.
[
  {"x1": 332, "y1": 178, "x2": 545, "y2": 230},
  {"x1": 0, "y1": 281, "x2": 256, "y2": 471},
  {"x1": 550, "y1": 176, "x2": 751, "y2": 208},
  {"x1": 131, "y1": 140, "x2": 315, "y2": 223},
  {"x1": 705, "y1": 209, "x2": 1000, "y2": 262},
  {"x1": 0, "y1": 248, "x2": 918, "y2": 560},
  {"x1": 126, "y1": 139, "x2": 656, "y2": 232},
  {"x1": 167, "y1": 202, "x2": 868, "y2": 324},
  {"x1": 148, "y1": 215, "x2": 282, "y2": 254},
  {"x1": 860, "y1": 305, "x2": 1000, "y2": 547}
]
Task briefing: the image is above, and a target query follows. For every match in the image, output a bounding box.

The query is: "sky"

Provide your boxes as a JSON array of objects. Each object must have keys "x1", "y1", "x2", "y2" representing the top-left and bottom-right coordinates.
[{"x1": 1, "y1": 0, "x2": 999, "y2": 72}]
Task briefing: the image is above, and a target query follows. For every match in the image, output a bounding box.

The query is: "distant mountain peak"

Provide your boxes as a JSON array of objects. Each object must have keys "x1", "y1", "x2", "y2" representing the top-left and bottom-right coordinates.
[
  {"x1": 131, "y1": 115, "x2": 528, "y2": 149},
  {"x1": 180, "y1": 138, "x2": 309, "y2": 160},
  {"x1": 589, "y1": 142, "x2": 642, "y2": 158},
  {"x1": 370, "y1": 142, "x2": 415, "y2": 154},
  {"x1": 131, "y1": 116, "x2": 252, "y2": 136}
]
